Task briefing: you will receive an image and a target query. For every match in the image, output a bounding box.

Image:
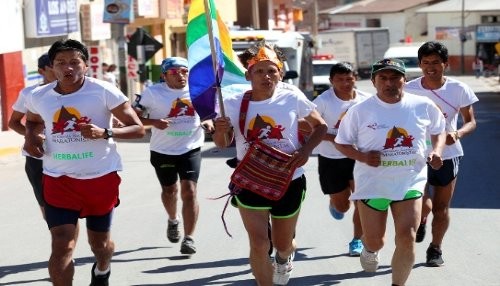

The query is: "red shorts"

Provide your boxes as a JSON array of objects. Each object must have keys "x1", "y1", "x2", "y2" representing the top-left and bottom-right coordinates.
[{"x1": 43, "y1": 172, "x2": 121, "y2": 217}]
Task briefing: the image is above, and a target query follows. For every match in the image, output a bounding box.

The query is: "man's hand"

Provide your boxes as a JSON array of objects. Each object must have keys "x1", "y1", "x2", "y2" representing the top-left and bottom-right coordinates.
[
  {"x1": 24, "y1": 133, "x2": 45, "y2": 158},
  {"x1": 153, "y1": 118, "x2": 171, "y2": 130},
  {"x1": 427, "y1": 151, "x2": 443, "y2": 170},
  {"x1": 361, "y1": 150, "x2": 381, "y2": 167},
  {"x1": 201, "y1": 119, "x2": 215, "y2": 134},
  {"x1": 79, "y1": 123, "x2": 105, "y2": 139}
]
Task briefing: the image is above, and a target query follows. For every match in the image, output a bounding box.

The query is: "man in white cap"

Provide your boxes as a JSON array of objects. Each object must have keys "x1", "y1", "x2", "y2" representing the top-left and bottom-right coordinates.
[{"x1": 134, "y1": 57, "x2": 214, "y2": 255}]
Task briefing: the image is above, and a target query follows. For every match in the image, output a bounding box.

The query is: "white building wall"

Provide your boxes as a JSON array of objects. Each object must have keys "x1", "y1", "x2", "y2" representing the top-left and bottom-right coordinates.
[
  {"x1": 426, "y1": 12, "x2": 477, "y2": 56},
  {"x1": 380, "y1": 13, "x2": 406, "y2": 44}
]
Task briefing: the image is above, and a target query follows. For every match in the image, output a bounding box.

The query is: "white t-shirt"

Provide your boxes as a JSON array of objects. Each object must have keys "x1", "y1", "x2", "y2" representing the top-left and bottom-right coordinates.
[
  {"x1": 25, "y1": 77, "x2": 128, "y2": 179},
  {"x1": 103, "y1": 72, "x2": 117, "y2": 86},
  {"x1": 139, "y1": 83, "x2": 204, "y2": 155},
  {"x1": 223, "y1": 88, "x2": 316, "y2": 180},
  {"x1": 335, "y1": 93, "x2": 445, "y2": 200},
  {"x1": 405, "y1": 77, "x2": 479, "y2": 159},
  {"x1": 12, "y1": 85, "x2": 42, "y2": 158},
  {"x1": 313, "y1": 88, "x2": 372, "y2": 158}
]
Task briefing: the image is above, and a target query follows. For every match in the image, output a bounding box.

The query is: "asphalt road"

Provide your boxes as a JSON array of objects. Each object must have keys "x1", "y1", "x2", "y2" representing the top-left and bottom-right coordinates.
[{"x1": 1, "y1": 76, "x2": 499, "y2": 285}]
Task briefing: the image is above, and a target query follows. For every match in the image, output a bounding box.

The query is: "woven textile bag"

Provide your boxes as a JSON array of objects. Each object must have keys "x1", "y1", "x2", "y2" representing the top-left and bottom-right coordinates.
[
  {"x1": 230, "y1": 139, "x2": 295, "y2": 200},
  {"x1": 229, "y1": 91, "x2": 296, "y2": 200}
]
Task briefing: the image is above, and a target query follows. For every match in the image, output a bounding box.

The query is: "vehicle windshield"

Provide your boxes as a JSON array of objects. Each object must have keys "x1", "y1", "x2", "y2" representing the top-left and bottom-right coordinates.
[
  {"x1": 397, "y1": 57, "x2": 419, "y2": 68},
  {"x1": 313, "y1": 64, "x2": 331, "y2": 76}
]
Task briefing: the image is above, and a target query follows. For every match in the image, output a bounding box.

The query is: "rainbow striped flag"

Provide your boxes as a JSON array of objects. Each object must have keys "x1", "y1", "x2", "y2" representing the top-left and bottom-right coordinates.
[{"x1": 187, "y1": 0, "x2": 247, "y2": 120}]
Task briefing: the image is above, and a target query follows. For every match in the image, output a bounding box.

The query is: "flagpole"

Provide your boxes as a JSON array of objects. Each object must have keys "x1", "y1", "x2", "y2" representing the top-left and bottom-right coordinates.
[{"x1": 203, "y1": 0, "x2": 226, "y2": 119}]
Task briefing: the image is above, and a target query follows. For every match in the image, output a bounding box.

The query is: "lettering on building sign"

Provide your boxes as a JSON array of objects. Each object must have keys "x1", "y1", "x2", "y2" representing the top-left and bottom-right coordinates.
[
  {"x1": 48, "y1": 0, "x2": 77, "y2": 16},
  {"x1": 88, "y1": 46, "x2": 101, "y2": 79},
  {"x1": 127, "y1": 55, "x2": 138, "y2": 80}
]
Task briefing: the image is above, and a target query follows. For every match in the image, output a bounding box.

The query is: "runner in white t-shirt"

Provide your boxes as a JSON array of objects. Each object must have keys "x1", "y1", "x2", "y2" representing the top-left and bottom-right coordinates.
[
  {"x1": 23, "y1": 39, "x2": 145, "y2": 286},
  {"x1": 134, "y1": 57, "x2": 214, "y2": 256},
  {"x1": 335, "y1": 58, "x2": 446, "y2": 286},
  {"x1": 311, "y1": 62, "x2": 372, "y2": 257},
  {"x1": 213, "y1": 42, "x2": 327, "y2": 286},
  {"x1": 404, "y1": 41, "x2": 478, "y2": 267},
  {"x1": 8, "y1": 53, "x2": 56, "y2": 218}
]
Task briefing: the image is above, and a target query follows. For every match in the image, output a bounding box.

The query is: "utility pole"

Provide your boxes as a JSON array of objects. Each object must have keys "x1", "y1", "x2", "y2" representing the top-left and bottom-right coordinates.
[
  {"x1": 460, "y1": 0, "x2": 465, "y2": 74},
  {"x1": 312, "y1": 0, "x2": 318, "y2": 55},
  {"x1": 252, "y1": 0, "x2": 260, "y2": 29}
]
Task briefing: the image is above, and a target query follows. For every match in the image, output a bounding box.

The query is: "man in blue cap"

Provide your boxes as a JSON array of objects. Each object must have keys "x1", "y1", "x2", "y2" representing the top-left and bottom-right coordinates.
[
  {"x1": 134, "y1": 57, "x2": 214, "y2": 255},
  {"x1": 9, "y1": 53, "x2": 57, "y2": 218}
]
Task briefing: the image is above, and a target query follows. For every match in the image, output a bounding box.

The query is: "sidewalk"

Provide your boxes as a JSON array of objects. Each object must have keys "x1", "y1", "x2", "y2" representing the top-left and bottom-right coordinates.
[{"x1": 0, "y1": 130, "x2": 24, "y2": 161}]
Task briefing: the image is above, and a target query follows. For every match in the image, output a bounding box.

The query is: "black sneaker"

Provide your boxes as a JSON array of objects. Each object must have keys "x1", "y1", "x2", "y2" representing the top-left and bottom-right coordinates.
[
  {"x1": 180, "y1": 237, "x2": 197, "y2": 255},
  {"x1": 426, "y1": 244, "x2": 444, "y2": 267},
  {"x1": 167, "y1": 221, "x2": 181, "y2": 243},
  {"x1": 89, "y1": 262, "x2": 110, "y2": 286},
  {"x1": 416, "y1": 223, "x2": 426, "y2": 243}
]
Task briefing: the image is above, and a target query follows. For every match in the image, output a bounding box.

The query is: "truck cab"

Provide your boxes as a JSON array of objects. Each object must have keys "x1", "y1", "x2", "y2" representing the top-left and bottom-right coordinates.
[
  {"x1": 229, "y1": 29, "x2": 314, "y2": 99},
  {"x1": 312, "y1": 54, "x2": 337, "y2": 97},
  {"x1": 384, "y1": 43, "x2": 423, "y2": 80}
]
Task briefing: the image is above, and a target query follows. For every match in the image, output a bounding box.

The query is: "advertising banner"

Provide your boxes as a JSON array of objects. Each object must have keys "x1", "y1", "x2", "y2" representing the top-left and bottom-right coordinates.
[
  {"x1": 103, "y1": 0, "x2": 134, "y2": 24},
  {"x1": 25, "y1": 0, "x2": 79, "y2": 38}
]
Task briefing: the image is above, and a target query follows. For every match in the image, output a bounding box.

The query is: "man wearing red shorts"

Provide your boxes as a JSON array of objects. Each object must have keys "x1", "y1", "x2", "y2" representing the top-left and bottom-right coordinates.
[{"x1": 24, "y1": 39, "x2": 145, "y2": 286}]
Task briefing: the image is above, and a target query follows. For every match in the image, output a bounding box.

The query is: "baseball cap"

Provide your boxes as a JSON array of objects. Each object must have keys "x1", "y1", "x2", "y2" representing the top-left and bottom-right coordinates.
[
  {"x1": 161, "y1": 57, "x2": 188, "y2": 73},
  {"x1": 38, "y1": 53, "x2": 51, "y2": 69},
  {"x1": 371, "y1": 58, "x2": 405, "y2": 76}
]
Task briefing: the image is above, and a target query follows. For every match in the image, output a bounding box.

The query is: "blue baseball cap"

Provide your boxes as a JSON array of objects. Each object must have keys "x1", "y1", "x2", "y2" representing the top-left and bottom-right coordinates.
[
  {"x1": 38, "y1": 53, "x2": 51, "y2": 69},
  {"x1": 161, "y1": 57, "x2": 188, "y2": 73}
]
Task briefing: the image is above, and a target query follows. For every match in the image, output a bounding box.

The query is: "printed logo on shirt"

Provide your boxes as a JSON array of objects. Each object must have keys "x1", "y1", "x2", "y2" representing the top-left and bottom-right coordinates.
[
  {"x1": 167, "y1": 98, "x2": 195, "y2": 118},
  {"x1": 383, "y1": 126, "x2": 414, "y2": 149},
  {"x1": 49, "y1": 105, "x2": 94, "y2": 159},
  {"x1": 380, "y1": 126, "x2": 418, "y2": 167},
  {"x1": 51, "y1": 105, "x2": 91, "y2": 135},
  {"x1": 246, "y1": 114, "x2": 285, "y2": 141}
]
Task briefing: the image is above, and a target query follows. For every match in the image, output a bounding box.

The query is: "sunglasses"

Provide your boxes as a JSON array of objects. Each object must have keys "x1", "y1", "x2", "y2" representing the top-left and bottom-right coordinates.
[{"x1": 166, "y1": 68, "x2": 189, "y2": 75}]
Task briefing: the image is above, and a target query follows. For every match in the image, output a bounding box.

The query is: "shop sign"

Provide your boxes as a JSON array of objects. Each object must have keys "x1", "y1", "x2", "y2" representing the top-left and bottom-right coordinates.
[
  {"x1": 476, "y1": 25, "x2": 500, "y2": 43},
  {"x1": 88, "y1": 46, "x2": 104, "y2": 80},
  {"x1": 103, "y1": 0, "x2": 134, "y2": 24},
  {"x1": 81, "y1": 2, "x2": 111, "y2": 41},
  {"x1": 25, "y1": 0, "x2": 79, "y2": 38}
]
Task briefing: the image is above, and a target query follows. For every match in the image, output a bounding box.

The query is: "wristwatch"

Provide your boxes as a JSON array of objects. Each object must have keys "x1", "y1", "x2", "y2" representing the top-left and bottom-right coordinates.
[{"x1": 103, "y1": 128, "x2": 113, "y2": 139}]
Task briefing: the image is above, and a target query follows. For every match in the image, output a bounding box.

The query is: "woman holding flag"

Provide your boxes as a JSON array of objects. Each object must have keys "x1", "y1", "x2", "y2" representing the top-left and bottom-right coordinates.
[{"x1": 213, "y1": 42, "x2": 327, "y2": 286}]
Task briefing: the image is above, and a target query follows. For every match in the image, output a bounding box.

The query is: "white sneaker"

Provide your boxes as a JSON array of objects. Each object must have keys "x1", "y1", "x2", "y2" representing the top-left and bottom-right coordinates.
[
  {"x1": 360, "y1": 248, "x2": 379, "y2": 272},
  {"x1": 273, "y1": 252, "x2": 294, "y2": 285}
]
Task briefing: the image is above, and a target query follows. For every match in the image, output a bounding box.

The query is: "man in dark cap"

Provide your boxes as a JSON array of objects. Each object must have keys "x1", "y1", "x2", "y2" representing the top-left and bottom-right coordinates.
[
  {"x1": 334, "y1": 58, "x2": 446, "y2": 286},
  {"x1": 8, "y1": 53, "x2": 56, "y2": 217}
]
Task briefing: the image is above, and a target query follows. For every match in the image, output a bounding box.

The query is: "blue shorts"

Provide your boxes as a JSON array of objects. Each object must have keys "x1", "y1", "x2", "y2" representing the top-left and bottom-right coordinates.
[{"x1": 45, "y1": 204, "x2": 114, "y2": 232}]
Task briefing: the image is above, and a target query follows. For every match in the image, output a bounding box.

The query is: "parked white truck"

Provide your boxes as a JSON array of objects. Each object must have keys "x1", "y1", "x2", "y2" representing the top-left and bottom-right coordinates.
[{"x1": 316, "y1": 28, "x2": 390, "y2": 78}]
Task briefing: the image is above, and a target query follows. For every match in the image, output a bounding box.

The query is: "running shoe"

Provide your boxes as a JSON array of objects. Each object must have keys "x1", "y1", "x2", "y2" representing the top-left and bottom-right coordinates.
[
  {"x1": 180, "y1": 237, "x2": 197, "y2": 255},
  {"x1": 329, "y1": 205, "x2": 345, "y2": 220},
  {"x1": 167, "y1": 220, "x2": 180, "y2": 243},
  {"x1": 426, "y1": 244, "x2": 444, "y2": 267},
  {"x1": 89, "y1": 262, "x2": 110, "y2": 286},
  {"x1": 416, "y1": 223, "x2": 426, "y2": 243},
  {"x1": 349, "y1": 238, "x2": 363, "y2": 256},
  {"x1": 360, "y1": 248, "x2": 379, "y2": 272},
  {"x1": 273, "y1": 252, "x2": 295, "y2": 285}
]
